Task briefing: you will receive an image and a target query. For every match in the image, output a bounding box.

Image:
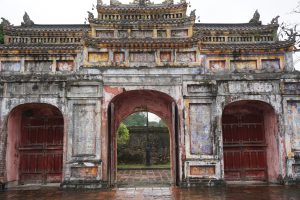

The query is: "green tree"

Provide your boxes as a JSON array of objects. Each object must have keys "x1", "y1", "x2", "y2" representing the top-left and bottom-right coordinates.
[
  {"x1": 117, "y1": 123, "x2": 130, "y2": 145},
  {"x1": 0, "y1": 24, "x2": 4, "y2": 44},
  {"x1": 158, "y1": 119, "x2": 166, "y2": 127},
  {"x1": 148, "y1": 119, "x2": 167, "y2": 127},
  {"x1": 123, "y1": 112, "x2": 147, "y2": 126}
]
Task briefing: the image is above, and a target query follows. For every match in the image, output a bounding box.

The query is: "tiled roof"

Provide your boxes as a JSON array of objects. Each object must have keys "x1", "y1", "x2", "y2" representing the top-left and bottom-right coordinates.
[
  {"x1": 84, "y1": 36, "x2": 196, "y2": 48},
  {"x1": 200, "y1": 41, "x2": 294, "y2": 50},
  {"x1": 0, "y1": 43, "x2": 82, "y2": 50},
  {"x1": 195, "y1": 23, "x2": 278, "y2": 32},
  {"x1": 5, "y1": 24, "x2": 89, "y2": 31},
  {"x1": 89, "y1": 16, "x2": 194, "y2": 25}
]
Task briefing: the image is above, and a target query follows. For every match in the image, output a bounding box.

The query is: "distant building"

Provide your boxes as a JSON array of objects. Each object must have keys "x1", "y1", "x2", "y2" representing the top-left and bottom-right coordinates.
[{"x1": 0, "y1": 0, "x2": 299, "y2": 188}]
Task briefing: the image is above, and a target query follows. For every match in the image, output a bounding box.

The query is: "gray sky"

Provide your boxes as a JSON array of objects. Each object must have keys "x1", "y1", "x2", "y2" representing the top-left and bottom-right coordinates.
[
  {"x1": 0, "y1": 0, "x2": 299, "y2": 68},
  {"x1": 0, "y1": 0, "x2": 298, "y2": 25}
]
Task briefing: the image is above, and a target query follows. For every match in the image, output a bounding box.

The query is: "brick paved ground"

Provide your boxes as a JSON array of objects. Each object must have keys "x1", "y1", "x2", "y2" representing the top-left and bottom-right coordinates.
[
  {"x1": 117, "y1": 169, "x2": 171, "y2": 187},
  {"x1": 1, "y1": 185, "x2": 300, "y2": 200}
]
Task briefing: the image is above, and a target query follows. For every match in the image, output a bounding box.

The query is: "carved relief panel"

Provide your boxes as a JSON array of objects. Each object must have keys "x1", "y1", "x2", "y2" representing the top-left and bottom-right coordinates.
[
  {"x1": 72, "y1": 104, "x2": 97, "y2": 156},
  {"x1": 113, "y1": 52, "x2": 125, "y2": 62},
  {"x1": 0, "y1": 61, "x2": 21, "y2": 72},
  {"x1": 160, "y1": 52, "x2": 172, "y2": 62},
  {"x1": 56, "y1": 61, "x2": 75, "y2": 71},
  {"x1": 189, "y1": 104, "x2": 213, "y2": 155},
  {"x1": 287, "y1": 102, "x2": 300, "y2": 149},
  {"x1": 171, "y1": 29, "x2": 188, "y2": 37},
  {"x1": 88, "y1": 52, "x2": 109, "y2": 62},
  {"x1": 130, "y1": 52, "x2": 155, "y2": 62},
  {"x1": 177, "y1": 52, "x2": 196, "y2": 62},
  {"x1": 96, "y1": 30, "x2": 114, "y2": 38},
  {"x1": 262, "y1": 59, "x2": 280, "y2": 71},
  {"x1": 25, "y1": 61, "x2": 52, "y2": 72},
  {"x1": 230, "y1": 60, "x2": 257, "y2": 71}
]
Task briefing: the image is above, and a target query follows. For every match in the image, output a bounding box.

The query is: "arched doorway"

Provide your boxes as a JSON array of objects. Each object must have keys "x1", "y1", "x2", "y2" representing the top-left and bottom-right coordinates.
[
  {"x1": 6, "y1": 103, "x2": 64, "y2": 185},
  {"x1": 117, "y1": 112, "x2": 171, "y2": 186},
  {"x1": 107, "y1": 90, "x2": 179, "y2": 187},
  {"x1": 222, "y1": 100, "x2": 279, "y2": 182}
]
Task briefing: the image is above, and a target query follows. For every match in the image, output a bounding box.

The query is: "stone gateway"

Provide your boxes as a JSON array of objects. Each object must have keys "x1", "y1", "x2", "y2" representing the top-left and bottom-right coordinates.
[{"x1": 0, "y1": 0, "x2": 299, "y2": 188}]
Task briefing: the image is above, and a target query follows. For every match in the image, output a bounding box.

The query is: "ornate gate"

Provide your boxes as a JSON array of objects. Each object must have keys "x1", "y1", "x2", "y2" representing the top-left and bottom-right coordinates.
[
  {"x1": 222, "y1": 113, "x2": 267, "y2": 181},
  {"x1": 19, "y1": 111, "x2": 63, "y2": 184}
]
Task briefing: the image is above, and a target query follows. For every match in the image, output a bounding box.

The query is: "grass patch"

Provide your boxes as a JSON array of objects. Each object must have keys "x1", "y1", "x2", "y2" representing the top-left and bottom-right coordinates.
[{"x1": 117, "y1": 163, "x2": 170, "y2": 170}]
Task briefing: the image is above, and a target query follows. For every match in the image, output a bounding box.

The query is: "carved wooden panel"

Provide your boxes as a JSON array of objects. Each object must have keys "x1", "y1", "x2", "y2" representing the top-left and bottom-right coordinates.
[{"x1": 189, "y1": 104, "x2": 212, "y2": 155}]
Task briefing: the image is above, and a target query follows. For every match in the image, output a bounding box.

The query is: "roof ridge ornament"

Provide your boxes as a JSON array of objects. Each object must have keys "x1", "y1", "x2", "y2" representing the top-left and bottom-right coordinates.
[
  {"x1": 110, "y1": 0, "x2": 122, "y2": 6},
  {"x1": 132, "y1": 0, "x2": 153, "y2": 6},
  {"x1": 97, "y1": 0, "x2": 103, "y2": 6},
  {"x1": 21, "y1": 12, "x2": 34, "y2": 27},
  {"x1": 270, "y1": 15, "x2": 280, "y2": 25},
  {"x1": 162, "y1": 0, "x2": 174, "y2": 5},
  {"x1": 249, "y1": 9, "x2": 261, "y2": 25},
  {"x1": 1, "y1": 17, "x2": 11, "y2": 27}
]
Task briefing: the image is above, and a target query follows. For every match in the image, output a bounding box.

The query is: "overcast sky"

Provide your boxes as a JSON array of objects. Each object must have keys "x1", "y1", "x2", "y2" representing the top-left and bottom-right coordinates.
[
  {"x1": 0, "y1": 0, "x2": 299, "y2": 67},
  {"x1": 0, "y1": 0, "x2": 299, "y2": 25}
]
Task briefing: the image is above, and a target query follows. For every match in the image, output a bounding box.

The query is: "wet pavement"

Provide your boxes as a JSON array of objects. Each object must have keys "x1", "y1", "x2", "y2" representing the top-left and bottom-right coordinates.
[
  {"x1": 117, "y1": 169, "x2": 171, "y2": 187},
  {"x1": 1, "y1": 185, "x2": 300, "y2": 200}
]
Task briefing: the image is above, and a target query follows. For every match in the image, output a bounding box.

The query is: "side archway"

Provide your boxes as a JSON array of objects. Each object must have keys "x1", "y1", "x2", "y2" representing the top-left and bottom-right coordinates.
[
  {"x1": 222, "y1": 100, "x2": 279, "y2": 182},
  {"x1": 107, "y1": 90, "x2": 179, "y2": 186},
  {"x1": 6, "y1": 103, "x2": 64, "y2": 185}
]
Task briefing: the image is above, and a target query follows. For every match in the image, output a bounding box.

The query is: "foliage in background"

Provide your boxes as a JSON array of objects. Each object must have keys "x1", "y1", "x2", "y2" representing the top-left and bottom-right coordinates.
[
  {"x1": 279, "y1": 1, "x2": 300, "y2": 51},
  {"x1": 148, "y1": 119, "x2": 167, "y2": 127},
  {"x1": 123, "y1": 112, "x2": 147, "y2": 126},
  {"x1": 123, "y1": 112, "x2": 167, "y2": 127},
  {"x1": 117, "y1": 123, "x2": 130, "y2": 145},
  {"x1": 0, "y1": 24, "x2": 4, "y2": 44}
]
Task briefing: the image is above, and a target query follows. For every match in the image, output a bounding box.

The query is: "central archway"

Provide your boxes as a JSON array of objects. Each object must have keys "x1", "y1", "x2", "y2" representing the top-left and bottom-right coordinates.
[{"x1": 107, "y1": 90, "x2": 179, "y2": 186}]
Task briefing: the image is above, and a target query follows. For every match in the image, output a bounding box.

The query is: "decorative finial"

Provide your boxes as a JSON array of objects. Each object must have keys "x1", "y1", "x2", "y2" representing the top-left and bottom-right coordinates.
[
  {"x1": 190, "y1": 9, "x2": 196, "y2": 17},
  {"x1": 110, "y1": 0, "x2": 122, "y2": 6},
  {"x1": 97, "y1": 0, "x2": 103, "y2": 6},
  {"x1": 162, "y1": 0, "x2": 174, "y2": 5},
  {"x1": 1, "y1": 17, "x2": 11, "y2": 26},
  {"x1": 87, "y1": 11, "x2": 94, "y2": 20},
  {"x1": 132, "y1": 0, "x2": 152, "y2": 6},
  {"x1": 21, "y1": 12, "x2": 34, "y2": 27},
  {"x1": 249, "y1": 10, "x2": 261, "y2": 24},
  {"x1": 270, "y1": 15, "x2": 280, "y2": 25}
]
